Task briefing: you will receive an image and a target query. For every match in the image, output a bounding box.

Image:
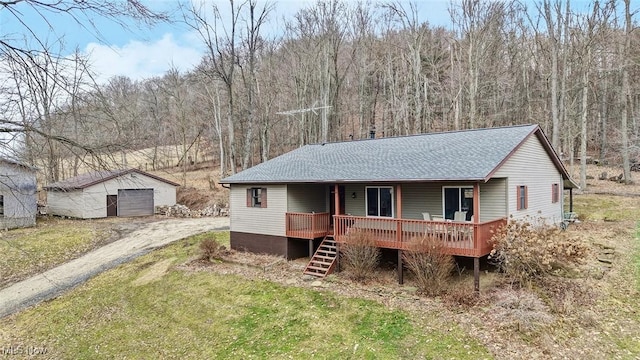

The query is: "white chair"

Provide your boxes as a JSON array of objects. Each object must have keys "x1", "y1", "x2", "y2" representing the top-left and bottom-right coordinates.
[
  {"x1": 422, "y1": 212, "x2": 431, "y2": 221},
  {"x1": 453, "y1": 211, "x2": 467, "y2": 222},
  {"x1": 453, "y1": 211, "x2": 472, "y2": 243}
]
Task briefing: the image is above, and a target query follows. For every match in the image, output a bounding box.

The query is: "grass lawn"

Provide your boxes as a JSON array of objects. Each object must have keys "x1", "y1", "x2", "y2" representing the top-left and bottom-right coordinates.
[
  {"x1": 607, "y1": 222, "x2": 640, "y2": 355},
  {"x1": 572, "y1": 194, "x2": 640, "y2": 222},
  {"x1": 0, "y1": 217, "x2": 109, "y2": 288},
  {"x1": 0, "y1": 232, "x2": 490, "y2": 359},
  {"x1": 2, "y1": 190, "x2": 639, "y2": 359},
  {"x1": 636, "y1": 223, "x2": 640, "y2": 291}
]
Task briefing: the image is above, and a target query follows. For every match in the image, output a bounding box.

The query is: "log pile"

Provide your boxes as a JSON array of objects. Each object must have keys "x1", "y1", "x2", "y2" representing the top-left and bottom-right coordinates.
[{"x1": 155, "y1": 204, "x2": 229, "y2": 218}]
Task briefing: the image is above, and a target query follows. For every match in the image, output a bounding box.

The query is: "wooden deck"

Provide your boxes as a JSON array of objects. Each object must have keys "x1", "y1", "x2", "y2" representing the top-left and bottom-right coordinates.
[
  {"x1": 286, "y1": 212, "x2": 506, "y2": 258},
  {"x1": 285, "y1": 212, "x2": 331, "y2": 239}
]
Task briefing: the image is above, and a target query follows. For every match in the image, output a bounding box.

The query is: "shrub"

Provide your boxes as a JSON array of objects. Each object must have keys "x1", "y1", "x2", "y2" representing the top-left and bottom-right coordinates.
[
  {"x1": 199, "y1": 235, "x2": 227, "y2": 262},
  {"x1": 490, "y1": 289, "x2": 554, "y2": 333},
  {"x1": 535, "y1": 277, "x2": 596, "y2": 315},
  {"x1": 340, "y1": 230, "x2": 380, "y2": 282},
  {"x1": 402, "y1": 236, "x2": 454, "y2": 296},
  {"x1": 489, "y1": 216, "x2": 589, "y2": 287},
  {"x1": 443, "y1": 288, "x2": 485, "y2": 308}
]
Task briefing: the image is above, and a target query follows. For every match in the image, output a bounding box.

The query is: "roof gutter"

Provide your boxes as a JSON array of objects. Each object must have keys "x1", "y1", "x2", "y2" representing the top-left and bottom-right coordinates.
[{"x1": 219, "y1": 178, "x2": 489, "y2": 185}]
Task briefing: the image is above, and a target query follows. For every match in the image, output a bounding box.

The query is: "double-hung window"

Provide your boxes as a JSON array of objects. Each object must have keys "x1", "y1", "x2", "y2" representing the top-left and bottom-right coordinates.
[
  {"x1": 517, "y1": 185, "x2": 528, "y2": 210},
  {"x1": 366, "y1": 186, "x2": 393, "y2": 217},
  {"x1": 247, "y1": 187, "x2": 267, "y2": 208}
]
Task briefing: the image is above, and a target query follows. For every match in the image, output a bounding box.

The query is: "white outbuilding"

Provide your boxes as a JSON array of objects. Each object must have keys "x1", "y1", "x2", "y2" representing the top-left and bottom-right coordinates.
[
  {"x1": 0, "y1": 158, "x2": 37, "y2": 229},
  {"x1": 45, "y1": 168, "x2": 179, "y2": 219}
]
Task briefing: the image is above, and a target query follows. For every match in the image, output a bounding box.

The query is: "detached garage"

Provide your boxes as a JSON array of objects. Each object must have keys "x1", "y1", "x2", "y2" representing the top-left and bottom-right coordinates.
[{"x1": 45, "y1": 168, "x2": 179, "y2": 219}]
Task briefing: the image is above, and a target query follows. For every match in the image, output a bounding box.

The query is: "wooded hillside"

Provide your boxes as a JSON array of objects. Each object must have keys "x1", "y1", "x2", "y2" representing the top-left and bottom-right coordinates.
[{"x1": 4, "y1": 0, "x2": 638, "y2": 188}]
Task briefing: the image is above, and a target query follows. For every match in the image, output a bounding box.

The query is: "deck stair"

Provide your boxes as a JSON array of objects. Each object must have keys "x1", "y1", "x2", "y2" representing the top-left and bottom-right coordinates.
[{"x1": 303, "y1": 235, "x2": 337, "y2": 278}]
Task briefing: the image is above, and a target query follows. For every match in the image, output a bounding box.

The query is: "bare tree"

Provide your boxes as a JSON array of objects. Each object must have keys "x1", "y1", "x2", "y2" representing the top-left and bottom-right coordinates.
[
  {"x1": 184, "y1": 0, "x2": 243, "y2": 174},
  {"x1": 620, "y1": 0, "x2": 634, "y2": 183},
  {"x1": 0, "y1": 0, "x2": 167, "y2": 170},
  {"x1": 540, "y1": 0, "x2": 563, "y2": 150},
  {"x1": 238, "y1": 0, "x2": 273, "y2": 170},
  {"x1": 450, "y1": 0, "x2": 510, "y2": 129}
]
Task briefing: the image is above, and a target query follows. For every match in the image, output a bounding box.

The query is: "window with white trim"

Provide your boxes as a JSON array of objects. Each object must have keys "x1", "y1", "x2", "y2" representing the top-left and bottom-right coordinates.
[{"x1": 366, "y1": 186, "x2": 394, "y2": 217}]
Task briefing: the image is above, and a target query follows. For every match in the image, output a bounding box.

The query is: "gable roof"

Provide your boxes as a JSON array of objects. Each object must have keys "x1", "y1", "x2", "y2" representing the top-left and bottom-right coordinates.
[
  {"x1": 221, "y1": 124, "x2": 578, "y2": 188},
  {"x1": 44, "y1": 168, "x2": 180, "y2": 191},
  {"x1": 0, "y1": 157, "x2": 37, "y2": 172}
]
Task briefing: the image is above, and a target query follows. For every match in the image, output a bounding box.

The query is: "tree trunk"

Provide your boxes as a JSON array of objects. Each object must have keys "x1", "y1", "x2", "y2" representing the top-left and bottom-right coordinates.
[
  {"x1": 621, "y1": 0, "x2": 632, "y2": 184},
  {"x1": 544, "y1": 0, "x2": 560, "y2": 150},
  {"x1": 579, "y1": 54, "x2": 589, "y2": 189}
]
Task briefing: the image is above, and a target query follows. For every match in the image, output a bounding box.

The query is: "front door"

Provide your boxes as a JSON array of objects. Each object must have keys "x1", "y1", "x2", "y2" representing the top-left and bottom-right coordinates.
[
  {"x1": 106, "y1": 195, "x2": 118, "y2": 217},
  {"x1": 329, "y1": 185, "x2": 345, "y2": 224}
]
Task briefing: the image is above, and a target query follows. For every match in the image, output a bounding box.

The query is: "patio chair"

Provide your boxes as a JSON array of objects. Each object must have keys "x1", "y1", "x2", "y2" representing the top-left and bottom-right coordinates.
[
  {"x1": 452, "y1": 211, "x2": 472, "y2": 243},
  {"x1": 422, "y1": 212, "x2": 431, "y2": 221},
  {"x1": 453, "y1": 211, "x2": 467, "y2": 222}
]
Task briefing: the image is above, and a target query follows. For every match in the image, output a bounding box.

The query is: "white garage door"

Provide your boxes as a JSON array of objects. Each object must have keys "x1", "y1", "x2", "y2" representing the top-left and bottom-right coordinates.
[{"x1": 118, "y1": 189, "x2": 154, "y2": 217}]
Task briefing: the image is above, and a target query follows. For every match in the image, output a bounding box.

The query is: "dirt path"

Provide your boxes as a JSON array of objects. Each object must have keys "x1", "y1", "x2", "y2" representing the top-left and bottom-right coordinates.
[{"x1": 0, "y1": 217, "x2": 229, "y2": 318}]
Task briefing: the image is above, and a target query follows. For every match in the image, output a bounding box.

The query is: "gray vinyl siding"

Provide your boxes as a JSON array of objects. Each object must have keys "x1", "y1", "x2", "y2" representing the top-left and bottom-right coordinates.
[
  {"x1": 328, "y1": 181, "x2": 507, "y2": 222},
  {"x1": 230, "y1": 184, "x2": 287, "y2": 237},
  {"x1": 344, "y1": 184, "x2": 365, "y2": 216},
  {"x1": 401, "y1": 183, "x2": 444, "y2": 220},
  {"x1": 343, "y1": 184, "x2": 401, "y2": 217},
  {"x1": 479, "y1": 178, "x2": 507, "y2": 222},
  {"x1": 287, "y1": 184, "x2": 326, "y2": 213},
  {"x1": 493, "y1": 136, "x2": 564, "y2": 223},
  {"x1": 0, "y1": 162, "x2": 36, "y2": 229},
  {"x1": 344, "y1": 183, "x2": 444, "y2": 219}
]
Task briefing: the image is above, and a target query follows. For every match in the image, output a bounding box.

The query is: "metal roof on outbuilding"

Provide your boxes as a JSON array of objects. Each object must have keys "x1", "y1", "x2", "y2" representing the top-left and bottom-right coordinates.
[{"x1": 44, "y1": 168, "x2": 180, "y2": 191}]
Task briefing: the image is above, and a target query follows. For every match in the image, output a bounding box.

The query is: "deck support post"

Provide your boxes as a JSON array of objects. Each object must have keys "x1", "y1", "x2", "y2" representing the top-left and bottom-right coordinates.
[
  {"x1": 308, "y1": 239, "x2": 314, "y2": 258},
  {"x1": 473, "y1": 183, "x2": 480, "y2": 223},
  {"x1": 336, "y1": 242, "x2": 341, "y2": 273},
  {"x1": 397, "y1": 250, "x2": 404, "y2": 285},
  {"x1": 569, "y1": 188, "x2": 573, "y2": 212},
  {"x1": 473, "y1": 257, "x2": 480, "y2": 293}
]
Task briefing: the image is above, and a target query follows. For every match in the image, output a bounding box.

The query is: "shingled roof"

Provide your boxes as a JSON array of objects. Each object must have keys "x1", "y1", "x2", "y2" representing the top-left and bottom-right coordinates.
[
  {"x1": 221, "y1": 124, "x2": 577, "y2": 188},
  {"x1": 44, "y1": 168, "x2": 180, "y2": 191}
]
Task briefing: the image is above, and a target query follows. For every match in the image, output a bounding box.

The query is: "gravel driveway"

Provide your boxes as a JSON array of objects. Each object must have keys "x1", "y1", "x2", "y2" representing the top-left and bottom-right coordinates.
[{"x1": 0, "y1": 217, "x2": 229, "y2": 318}]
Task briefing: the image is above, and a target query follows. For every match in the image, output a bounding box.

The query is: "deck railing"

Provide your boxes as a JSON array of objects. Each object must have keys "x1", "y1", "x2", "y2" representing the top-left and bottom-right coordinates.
[
  {"x1": 285, "y1": 212, "x2": 331, "y2": 239},
  {"x1": 333, "y1": 215, "x2": 507, "y2": 257}
]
